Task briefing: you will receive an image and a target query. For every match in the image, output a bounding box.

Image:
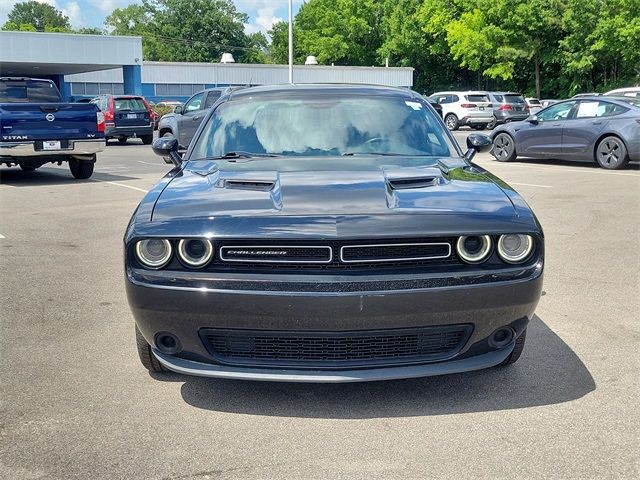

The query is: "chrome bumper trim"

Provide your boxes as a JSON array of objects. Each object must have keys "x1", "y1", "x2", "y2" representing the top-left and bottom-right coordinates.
[
  {"x1": 152, "y1": 345, "x2": 513, "y2": 382},
  {"x1": 0, "y1": 139, "x2": 106, "y2": 157}
]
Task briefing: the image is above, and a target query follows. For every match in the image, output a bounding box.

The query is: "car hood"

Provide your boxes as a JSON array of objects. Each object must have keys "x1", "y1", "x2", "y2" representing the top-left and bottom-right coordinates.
[{"x1": 151, "y1": 157, "x2": 517, "y2": 222}]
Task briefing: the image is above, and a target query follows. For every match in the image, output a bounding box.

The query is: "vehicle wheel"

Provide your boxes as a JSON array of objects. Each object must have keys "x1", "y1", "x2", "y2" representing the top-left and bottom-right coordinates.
[
  {"x1": 595, "y1": 136, "x2": 629, "y2": 170},
  {"x1": 492, "y1": 132, "x2": 517, "y2": 162},
  {"x1": 498, "y1": 329, "x2": 527, "y2": 366},
  {"x1": 487, "y1": 116, "x2": 497, "y2": 130},
  {"x1": 19, "y1": 165, "x2": 37, "y2": 171},
  {"x1": 68, "y1": 157, "x2": 95, "y2": 179},
  {"x1": 161, "y1": 131, "x2": 174, "y2": 138},
  {"x1": 444, "y1": 113, "x2": 459, "y2": 131},
  {"x1": 135, "y1": 326, "x2": 167, "y2": 373},
  {"x1": 118, "y1": 136, "x2": 128, "y2": 144},
  {"x1": 472, "y1": 124, "x2": 487, "y2": 130},
  {"x1": 141, "y1": 134, "x2": 153, "y2": 145}
]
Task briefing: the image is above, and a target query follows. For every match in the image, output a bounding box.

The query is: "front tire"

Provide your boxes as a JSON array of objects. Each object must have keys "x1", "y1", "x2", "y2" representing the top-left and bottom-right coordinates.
[
  {"x1": 141, "y1": 134, "x2": 153, "y2": 145},
  {"x1": 135, "y1": 326, "x2": 167, "y2": 373},
  {"x1": 118, "y1": 136, "x2": 128, "y2": 144},
  {"x1": 444, "y1": 113, "x2": 459, "y2": 131},
  {"x1": 487, "y1": 116, "x2": 497, "y2": 130},
  {"x1": 595, "y1": 136, "x2": 629, "y2": 170},
  {"x1": 69, "y1": 156, "x2": 95, "y2": 179},
  {"x1": 492, "y1": 132, "x2": 517, "y2": 162},
  {"x1": 498, "y1": 329, "x2": 527, "y2": 366}
]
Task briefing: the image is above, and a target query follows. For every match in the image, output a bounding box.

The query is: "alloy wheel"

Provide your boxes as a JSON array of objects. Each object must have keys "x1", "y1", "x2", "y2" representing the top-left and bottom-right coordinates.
[
  {"x1": 493, "y1": 134, "x2": 513, "y2": 161},
  {"x1": 597, "y1": 138, "x2": 623, "y2": 168}
]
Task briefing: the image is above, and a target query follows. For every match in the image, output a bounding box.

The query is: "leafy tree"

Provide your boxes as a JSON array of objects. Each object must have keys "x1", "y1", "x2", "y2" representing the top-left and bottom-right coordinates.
[{"x1": 3, "y1": 1, "x2": 71, "y2": 32}]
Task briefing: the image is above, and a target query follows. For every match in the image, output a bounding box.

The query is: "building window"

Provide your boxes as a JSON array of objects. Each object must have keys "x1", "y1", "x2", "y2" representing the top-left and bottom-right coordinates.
[
  {"x1": 155, "y1": 83, "x2": 206, "y2": 97},
  {"x1": 71, "y1": 83, "x2": 85, "y2": 95}
]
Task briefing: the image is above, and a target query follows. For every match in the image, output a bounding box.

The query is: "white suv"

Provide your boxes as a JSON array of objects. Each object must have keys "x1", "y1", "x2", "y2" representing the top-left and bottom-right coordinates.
[{"x1": 429, "y1": 91, "x2": 493, "y2": 130}]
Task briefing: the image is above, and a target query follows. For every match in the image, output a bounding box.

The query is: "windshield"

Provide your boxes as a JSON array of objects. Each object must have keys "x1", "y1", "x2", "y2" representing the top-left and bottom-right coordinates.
[{"x1": 191, "y1": 94, "x2": 455, "y2": 159}]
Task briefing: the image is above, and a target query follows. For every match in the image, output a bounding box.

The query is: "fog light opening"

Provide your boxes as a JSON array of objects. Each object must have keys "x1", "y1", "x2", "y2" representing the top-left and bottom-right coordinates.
[
  {"x1": 155, "y1": 332, "x2": 182, "y2": 354},
  {"x1": 490, "y1": 327, "x2": 515, "y2": 349}
]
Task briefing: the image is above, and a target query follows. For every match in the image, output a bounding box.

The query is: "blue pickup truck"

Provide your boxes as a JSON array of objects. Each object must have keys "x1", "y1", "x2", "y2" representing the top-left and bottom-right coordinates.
[{"x1": 0, "y1": 77, "x2": 106, "y2": 179}]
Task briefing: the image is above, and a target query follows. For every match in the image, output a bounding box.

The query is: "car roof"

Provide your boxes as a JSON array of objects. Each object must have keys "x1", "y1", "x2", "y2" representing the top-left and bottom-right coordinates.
[{"x1": 229, "y1": 83, "x2": 416, "y2": 100}]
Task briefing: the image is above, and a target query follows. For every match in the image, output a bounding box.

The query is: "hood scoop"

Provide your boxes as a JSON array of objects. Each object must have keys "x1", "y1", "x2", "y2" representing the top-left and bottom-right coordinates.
[
  {"x1": 222, "y1": 179, "x2": 276, "y2": 192},
  {"x1": 388, "y1": 176, "x2": 440, "y2": 190}
]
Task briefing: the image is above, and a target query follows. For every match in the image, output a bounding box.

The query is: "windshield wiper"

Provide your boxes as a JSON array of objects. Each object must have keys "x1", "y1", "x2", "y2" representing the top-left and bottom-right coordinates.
[
  {"x1": 342, "y1": 152, "x2": 427, "y2": 157},
  {"x1": 191, "y1": 151, "x2": 279, "y2": 162}
]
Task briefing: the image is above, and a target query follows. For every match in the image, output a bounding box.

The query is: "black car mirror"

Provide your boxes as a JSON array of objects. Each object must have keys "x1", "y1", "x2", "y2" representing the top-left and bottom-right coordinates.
[
  {"x1": 174, "y1": 105, "x2": 183, "y2": 115},
  {"x1": 152, "y1": 136, "x2": 182, "y2": 167},
  {"x1": 464, "y1": 134, "x2": 492, "y2": 162},
  {"x1": 527, "y1": 114, "x2": 539, "y2": 124}
]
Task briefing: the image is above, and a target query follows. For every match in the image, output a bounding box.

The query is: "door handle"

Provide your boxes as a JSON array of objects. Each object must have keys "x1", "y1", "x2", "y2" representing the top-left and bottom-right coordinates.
[
  {"x1": 193, "y1": 116, "x2": 202, "y2": 121},
  {"x1": 592, "y1": 121, "x2": 602, "y2": 125},
  {"x1": 552, "y1": 123, "x2": 561, "y2": 127}
]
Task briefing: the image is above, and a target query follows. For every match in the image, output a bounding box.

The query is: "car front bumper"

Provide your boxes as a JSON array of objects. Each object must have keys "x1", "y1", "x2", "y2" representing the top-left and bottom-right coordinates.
[
  {"x1": 0, "y1": 139, "x2": 105, "y2": 157},
  {"x1": 126, "y1": 262, "x2": 543, "y2": 382}
]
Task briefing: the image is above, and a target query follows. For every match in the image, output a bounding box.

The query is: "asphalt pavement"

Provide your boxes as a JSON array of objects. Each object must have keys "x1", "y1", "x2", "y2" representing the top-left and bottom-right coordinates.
[{"x1": 1, "y1": 132, "x2": 639, "y2": 479}]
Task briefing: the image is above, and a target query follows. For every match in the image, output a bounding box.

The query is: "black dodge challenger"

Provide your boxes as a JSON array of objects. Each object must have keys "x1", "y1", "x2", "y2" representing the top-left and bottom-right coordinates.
[{"x1": 125, "y1": 84, "x2": 544, "y2": 382}]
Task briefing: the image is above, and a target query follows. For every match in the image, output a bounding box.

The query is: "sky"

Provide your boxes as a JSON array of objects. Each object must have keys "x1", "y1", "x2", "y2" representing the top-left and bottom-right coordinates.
[{"x1": 0, "y1": 0, "x2": 303, "y2": 35}]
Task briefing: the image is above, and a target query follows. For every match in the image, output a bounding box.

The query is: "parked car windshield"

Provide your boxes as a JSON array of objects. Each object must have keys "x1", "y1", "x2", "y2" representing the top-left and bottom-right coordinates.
[
  {"x1": 191, "y1": 94, "x2": 454, "y2": 159},
  {"x1": 0, "y1": 80, "x2": 62, "y2": 103}
]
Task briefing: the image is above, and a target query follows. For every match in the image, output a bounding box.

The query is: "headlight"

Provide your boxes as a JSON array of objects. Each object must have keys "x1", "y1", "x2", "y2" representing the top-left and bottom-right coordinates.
[
  {"x1": 135, "y1": 239, "x2": 172, "y2": 269},
  {"x1": 497, "y1": 234, "x2": 533, "y2": 263},
  {"x1": 177, "y1": 239, "x2": 213, "y2": 268},
  {"x1": 456, "y1": 235, "x2": 492, "y2": 263}
]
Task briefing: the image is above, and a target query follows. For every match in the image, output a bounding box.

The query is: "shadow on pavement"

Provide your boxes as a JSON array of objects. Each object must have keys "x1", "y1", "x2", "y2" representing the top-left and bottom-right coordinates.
[
  {"x1": 512, "y1": 157, "x2": 640, "y2": 170},
  {"x1": 157, "y1": 316, "x2": 596, "y2": 418},
  {"x1": 0, "y1": 167, "x2": 139, "y2": 186}
]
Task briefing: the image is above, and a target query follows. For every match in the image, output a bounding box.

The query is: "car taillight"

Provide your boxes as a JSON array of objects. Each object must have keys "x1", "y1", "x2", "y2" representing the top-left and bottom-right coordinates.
[
  {"x1": 96, "y1": 111, "x2": 105, "y2": 133},
  {"x1": 461, "y1": 103, "x2": 477, "y2": 108},
  {"x1": 498, "y1": 104, "x2": 512, "y2": 111},
  {"x1": 142, "y1": 99, "x2": 154, "y2": 121}
]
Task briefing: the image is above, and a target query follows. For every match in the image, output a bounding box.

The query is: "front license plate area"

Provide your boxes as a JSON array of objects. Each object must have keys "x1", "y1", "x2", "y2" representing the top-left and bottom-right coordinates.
[{"x1": 42, "y1": 141, "x2": 61, "y2": 151}]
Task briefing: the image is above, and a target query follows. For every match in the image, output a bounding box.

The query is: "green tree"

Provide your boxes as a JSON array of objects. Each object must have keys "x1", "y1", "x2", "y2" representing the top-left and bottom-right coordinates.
[
  {"x1": 3, "y1": 1, "x2": 71, "y2": 32},
  {"x1": 270, "y1": 0, "x2": 386, "y2": 66}
]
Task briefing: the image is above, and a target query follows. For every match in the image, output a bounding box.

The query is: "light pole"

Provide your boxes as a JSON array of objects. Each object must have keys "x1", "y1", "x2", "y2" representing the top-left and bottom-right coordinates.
[{"x1": 288, "y1": 0, "x2": 293, "y2": 83}]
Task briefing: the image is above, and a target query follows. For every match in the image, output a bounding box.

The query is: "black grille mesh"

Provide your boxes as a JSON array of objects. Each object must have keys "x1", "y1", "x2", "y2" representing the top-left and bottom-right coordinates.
[{"x1": 201, "y1": 325, "x2": 472, "y2": 368}]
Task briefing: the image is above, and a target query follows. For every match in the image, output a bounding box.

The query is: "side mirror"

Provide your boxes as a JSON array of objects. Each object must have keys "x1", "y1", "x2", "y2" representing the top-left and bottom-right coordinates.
[
  {"x1": 527, "y1": 115, "x2": 539, "y2": 124},
  {"x1": 463, "y1": 134, "x2": 492, "y2": 162},
  {"x1": 152, "y1": 136, "x2": 182, "y2": 167},
  {"x1": 173, "y1": 105, "x2": 183, "y2": 115}
]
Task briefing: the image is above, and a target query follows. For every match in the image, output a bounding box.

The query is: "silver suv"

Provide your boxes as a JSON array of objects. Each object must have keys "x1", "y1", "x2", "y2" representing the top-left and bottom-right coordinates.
[
  {"x1": 429, "y1": 91, "x2": 493, "y2": 130},
  {"x1": 485, "y1": 92, "x2": 530, "y2": 128}
]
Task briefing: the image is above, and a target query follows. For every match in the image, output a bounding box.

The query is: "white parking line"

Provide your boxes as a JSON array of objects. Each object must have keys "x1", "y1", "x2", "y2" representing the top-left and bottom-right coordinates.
[
  {"x1": 478, "y1": 161, "x2": 640, "y2": 177},
  {"x1": 93, "y1": 179, "x2": 148, "y2": 193},
  {"x1": 138, "y1": 160, "x2": 166, "y2": 167},
  {"x1": 509, "y1": 182, "x2": 552, "y2": 188},
  {"x1": 0, "y1": 234, "x2": 5, "y2": 239}
]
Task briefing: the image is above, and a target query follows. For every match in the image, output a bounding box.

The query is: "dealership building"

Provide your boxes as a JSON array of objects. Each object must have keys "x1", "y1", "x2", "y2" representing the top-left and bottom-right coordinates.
[{"x1": 0, "y1": 31, "x2": 414, "y2": 102}]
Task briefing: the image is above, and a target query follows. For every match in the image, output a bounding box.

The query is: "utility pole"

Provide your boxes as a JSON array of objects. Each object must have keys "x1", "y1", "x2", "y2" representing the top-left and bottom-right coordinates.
[{"x1": 288, "y1": 0, "x2": 293, "y2": 83}]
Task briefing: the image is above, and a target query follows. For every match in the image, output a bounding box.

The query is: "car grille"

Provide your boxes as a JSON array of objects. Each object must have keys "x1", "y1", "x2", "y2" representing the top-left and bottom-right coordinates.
[
  {"x1": 200, "y1": 325, "x2": 473, "y2": 369},
  {"x1": 210, "y1": 238, "x2": 459, "y2": 271}
]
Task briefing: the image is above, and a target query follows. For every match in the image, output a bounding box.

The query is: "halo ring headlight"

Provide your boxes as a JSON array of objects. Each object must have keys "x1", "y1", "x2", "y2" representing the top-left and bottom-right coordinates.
[
  {"x1": 177, "y1": 238, "x2": 214, "y2": 268},
  {"x1": 456, "y1": 235, "x2": 492, "y2": 264},
  {"x1": 498, "y1": 234, "x2": 534, "y2": 264},
  {"x1": 135, "y1": 239, "x2": 172, "y2": 269}
]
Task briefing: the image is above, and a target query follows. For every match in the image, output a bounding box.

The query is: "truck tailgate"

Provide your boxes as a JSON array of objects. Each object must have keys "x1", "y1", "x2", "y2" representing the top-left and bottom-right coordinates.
[{"x1": 0, "y1": 103, "x2": 100, "y2": 141}]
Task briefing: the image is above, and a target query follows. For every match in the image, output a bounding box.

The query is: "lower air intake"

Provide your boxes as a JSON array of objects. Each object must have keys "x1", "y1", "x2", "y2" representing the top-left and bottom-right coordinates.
[{"x1": 200, "y1": 325, "x2": 473, "y2": 369}]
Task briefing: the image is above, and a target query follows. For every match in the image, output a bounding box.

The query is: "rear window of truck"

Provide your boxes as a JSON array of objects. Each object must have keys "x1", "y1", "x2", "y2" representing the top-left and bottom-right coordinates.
[
  {"x1": 115, "y1": 98, "x2": 147, "y2": 111},
  {"x1": 0, "y1": 80, "x2": 62, "y2": 103}
]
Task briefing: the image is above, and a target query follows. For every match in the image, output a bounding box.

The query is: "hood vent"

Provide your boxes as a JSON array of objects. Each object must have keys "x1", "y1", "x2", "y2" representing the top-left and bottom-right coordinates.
[
  {"x1": 388, "y1": 177, "x2": 439, "y2": 190},
  {"x1": 223, "y1": 179, "x2": 275, "y2": 191}
]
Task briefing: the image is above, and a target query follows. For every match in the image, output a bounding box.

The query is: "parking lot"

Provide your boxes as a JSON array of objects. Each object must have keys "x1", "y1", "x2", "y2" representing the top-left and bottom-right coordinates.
[{"x1": 1, "y1": 132, "x2": 638, "y2": 479}]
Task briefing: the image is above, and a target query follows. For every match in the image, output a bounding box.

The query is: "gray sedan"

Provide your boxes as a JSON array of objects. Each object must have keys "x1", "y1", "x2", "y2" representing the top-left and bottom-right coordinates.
[{"x1": 491, "y1": 96, "x2": 640, "y2": 169}]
